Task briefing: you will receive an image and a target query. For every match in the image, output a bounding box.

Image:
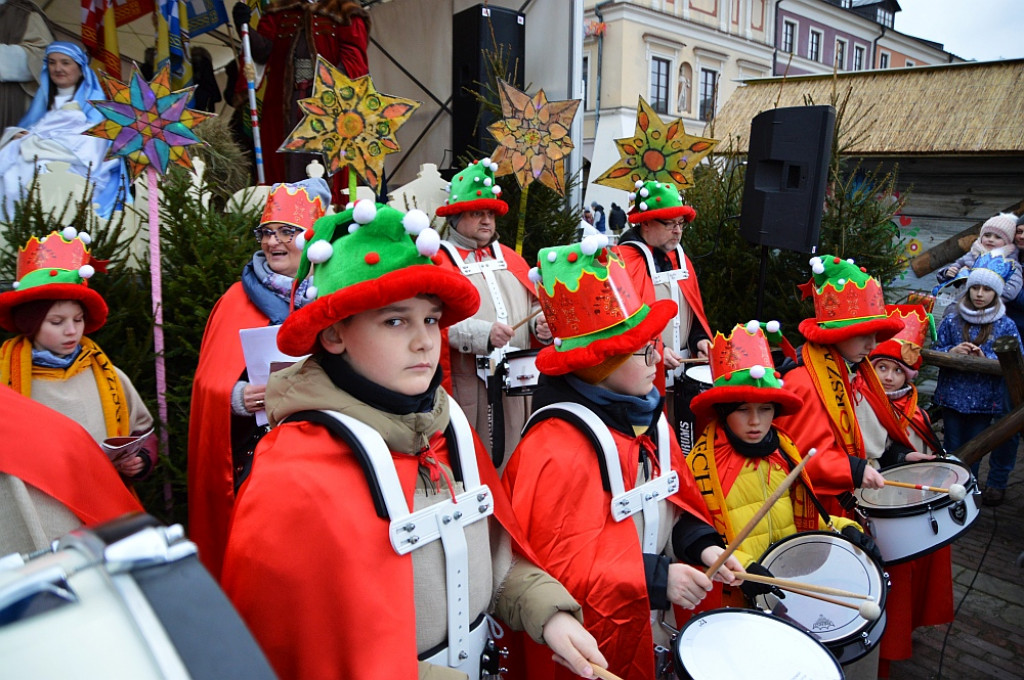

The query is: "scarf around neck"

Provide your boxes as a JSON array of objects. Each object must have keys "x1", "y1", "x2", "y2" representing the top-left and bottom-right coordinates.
[
  {"x1": 32, "y1": 345, "x2": 82, "y2": 368},
  {"x1": 722, "y1": 422, "x2": 780, "y2": 459},
  {"x1": 957, "y1": 297, "x2": 1005, "y2": 327},
  {"x1": 564, "y1": 373, "x2": 661, "y2": 429},
  {"x1": 241, "y1": 252, "x2": 310, "y2": 325}
]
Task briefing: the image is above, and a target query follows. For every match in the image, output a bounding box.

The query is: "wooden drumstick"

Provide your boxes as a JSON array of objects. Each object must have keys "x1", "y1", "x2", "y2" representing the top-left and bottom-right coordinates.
[
  {"x1": 738, "y1": 571, "x2": 870, "y2": 600},
  {"x1": 704, "y1": 448, "x2": 817, "y2": 579},
  {"x1": 591, "y1": 666, "x2": 626, "y2": 680},
  {"x1": 511, "y1": 308, "x2": 541, "y2": 331},
  {"x1": 779, "y1": 587, "x2": 882, "y2": 621},
  {"x1": 883, "y1": 480, "x2": 967, "y2": 501},
  {"x1": 678, "y1": 357, "x2": 709, "y2": 364}
]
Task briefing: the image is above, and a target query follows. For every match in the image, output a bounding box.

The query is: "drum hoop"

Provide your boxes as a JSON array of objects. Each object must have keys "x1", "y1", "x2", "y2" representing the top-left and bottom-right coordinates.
[
  {"x1": 855, "y1": 460, "x2": 975, "y2": 514},
  {"x1": 682, "y1": 364, "x2": 713, "y2": 384},
  {"x1": 502, "y1": 348, "x2": 540, "y2": 361},
  {"x1": 675, "y1": 608, "x2": 843, "y2": 676}
]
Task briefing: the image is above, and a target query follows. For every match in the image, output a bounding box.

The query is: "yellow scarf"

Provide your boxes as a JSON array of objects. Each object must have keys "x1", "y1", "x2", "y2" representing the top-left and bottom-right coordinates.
[
  {"x1": 802, "y1": 341, "x2": 864, "y2": 459},
  {"x1": 688, "y1": 421, "x2": 819, "y2": 547},
  {"x1": 0, "y1": 335, "x2": 130, "y2": 437}
]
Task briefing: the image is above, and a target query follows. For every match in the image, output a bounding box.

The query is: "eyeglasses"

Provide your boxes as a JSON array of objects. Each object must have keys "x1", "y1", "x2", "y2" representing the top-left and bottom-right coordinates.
[
  {"x1": 655, "y1": 219, "x2": 687, "y2": 231},
  {"x1": 633, "y1": 338, "x2": 663, "y2": 367},
  {"x1": 253, "y1": 226, "x2": 303, "y2": 243}
]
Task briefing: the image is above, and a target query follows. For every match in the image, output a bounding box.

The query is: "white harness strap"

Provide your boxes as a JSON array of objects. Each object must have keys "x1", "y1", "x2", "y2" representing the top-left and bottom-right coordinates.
[
  {"x1": 528, "y1": 403, "x2": 679, "y2": 554},
  {"x1": 312, "y1": 400, "x2": 492, "y2": 672},
  {"x1": 622, "y1": 241, "x2": 689, "y2": 355},
  {"x1": 440, "y1": 241, "x2": 509, "y2": 324}
]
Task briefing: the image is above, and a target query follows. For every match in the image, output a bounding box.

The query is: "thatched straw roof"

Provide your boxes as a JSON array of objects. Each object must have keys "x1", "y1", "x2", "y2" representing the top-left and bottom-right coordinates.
[{"x1": 711, "y1": 59, "x2": 1024, "y2": 155}]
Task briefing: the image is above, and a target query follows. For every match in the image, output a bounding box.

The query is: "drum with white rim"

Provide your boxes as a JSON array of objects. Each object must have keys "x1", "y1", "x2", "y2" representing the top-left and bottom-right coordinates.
[
  {"x1": 755, "y1": 531, "x2": 888, "y2": 665},
  {"x1": 673, "y1": 608, "x2": 844, "y2": 679},
  {"x1": 501, "y1": 348, "x2": 541, "y2": 396},
  {"x1": 673, "y1": 363, "x2": 713, "y2": 454},
  {"x1": 854, "y1": 458, "x2": 979, "y2": 565}
]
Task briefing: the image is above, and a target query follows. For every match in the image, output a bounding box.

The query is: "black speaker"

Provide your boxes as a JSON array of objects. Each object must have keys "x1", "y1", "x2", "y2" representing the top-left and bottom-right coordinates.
[
  {"x1": 451, "y1": 4, "x2": 525, "y2": 164},
  {"x1": 739, "y1": 105, "x2": 836, "y2": 253}
]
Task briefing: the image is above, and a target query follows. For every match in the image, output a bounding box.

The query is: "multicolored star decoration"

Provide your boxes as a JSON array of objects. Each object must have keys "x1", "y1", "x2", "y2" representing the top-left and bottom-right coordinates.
[
  {"x1": 280, "y1": 56, "x2": 420, "y2": 190},
  {"x1": 487, "y1": 79, "x2": 580, "y2": 196},
  {"x1": 86, "y1": 64, "x2": 211, "y2": 180},
  {"x1": 594, "y1": 96, "x2": 717, "y2": 191}
]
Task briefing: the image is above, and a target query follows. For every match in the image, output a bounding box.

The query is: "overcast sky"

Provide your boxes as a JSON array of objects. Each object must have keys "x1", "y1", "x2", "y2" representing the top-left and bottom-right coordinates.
[{"x1": 894, "y1": 0, "x2": 1024, "y2": 62}]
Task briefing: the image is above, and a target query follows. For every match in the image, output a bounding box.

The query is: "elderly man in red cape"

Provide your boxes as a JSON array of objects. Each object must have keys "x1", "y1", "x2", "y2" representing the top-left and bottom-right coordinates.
[
  {"x1": 502, "y1": 237, "x2": 743, "y2": 680},
  {"x1": 774, "y1": 256, "x2": 954, "y2": 679},
  {"x1": 221, "y1": 201, "x2": 606, "y2": 680},
  {"x1": 0, "y1": 384, "x2": 141, "y2": 555},
  {"x1": 435, "y1": 158, "x2": 551, "y2": 466}
]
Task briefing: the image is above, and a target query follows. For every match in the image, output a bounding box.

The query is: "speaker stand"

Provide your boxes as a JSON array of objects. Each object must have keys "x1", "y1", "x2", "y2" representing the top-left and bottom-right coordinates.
[{"x1": 755, "y1": 244, "x2": 770, "y2": 320}]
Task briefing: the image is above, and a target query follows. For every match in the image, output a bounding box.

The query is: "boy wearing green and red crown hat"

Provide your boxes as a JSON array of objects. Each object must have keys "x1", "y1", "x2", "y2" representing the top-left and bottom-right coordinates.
[
  {"x1": 685, "y1": 321, "x2": 873, "y2": 610},
  {"x1": 0, "y1": 229, "x2": 155, "y2": 482},
  {"x1": 502, "y1": 236, "x2": 743, "y2": 680},
  {"x1": 221, "y1": 201, "x2": 607, "y2": 680},
  {"x1": 435, "y1": 158, "x2": 551, "y2": 464}
]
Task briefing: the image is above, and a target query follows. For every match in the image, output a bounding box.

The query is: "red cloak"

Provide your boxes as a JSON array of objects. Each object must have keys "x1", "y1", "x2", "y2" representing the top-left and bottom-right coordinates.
[
  {"x1": 0, "y1": 385, "x2": 141, "y2": 525},
  {"x1": 502, "y1": 417, "x2": 712, "y2": 680},
  {"x1": 187, "y1": 282, "x2": 269, "y2": 579},
  {"x1": 221, "y1": 419, "x2": 537, "y2": 680}
]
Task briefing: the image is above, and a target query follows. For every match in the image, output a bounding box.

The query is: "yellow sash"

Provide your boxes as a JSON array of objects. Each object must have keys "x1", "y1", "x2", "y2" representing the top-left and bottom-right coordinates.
[
  {"x1": 0, "y1": 335, "x2": 130, "y2": 437},
  {"x1": 802, "y1": 342, "x2": 863, "y2": 459}
]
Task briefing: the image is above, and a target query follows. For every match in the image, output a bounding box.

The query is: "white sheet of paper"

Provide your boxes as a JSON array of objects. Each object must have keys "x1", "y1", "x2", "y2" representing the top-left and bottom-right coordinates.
[{"x1": 239, "y1": 324, "x2": 308, "y2": 426}]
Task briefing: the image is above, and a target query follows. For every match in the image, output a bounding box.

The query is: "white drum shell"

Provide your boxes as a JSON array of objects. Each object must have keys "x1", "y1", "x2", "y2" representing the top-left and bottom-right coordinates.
[
  {"x1": 855, "y1": 460, "x2": 980, "y2": 565},
  {"x1": 502, "y1": 349, "x2": 541, "y2": 396}
]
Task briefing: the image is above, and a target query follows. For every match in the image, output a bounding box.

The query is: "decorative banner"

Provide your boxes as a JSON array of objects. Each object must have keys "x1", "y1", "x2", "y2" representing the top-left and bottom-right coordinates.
[
  {"x1": 594, "y1": 96, "x2": 717, "y2": 191},
  {"x1": 86, "y1": 64, "x2": 211, "y2": 179},
  {"x1": 487, "y1": 79, "x2": 580, "y2": 196},
  {"x1": 185, "y1": 0, "x2": 228, "y2": 37},
  {"x1": 280, "y1": 56, "x2": 420, "y2": 190}
]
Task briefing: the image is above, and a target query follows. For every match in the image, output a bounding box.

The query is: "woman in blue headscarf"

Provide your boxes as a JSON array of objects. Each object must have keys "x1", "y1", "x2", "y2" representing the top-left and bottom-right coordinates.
[{"x1": 0, "y1": 41, "x2": 129, "y2": 219}]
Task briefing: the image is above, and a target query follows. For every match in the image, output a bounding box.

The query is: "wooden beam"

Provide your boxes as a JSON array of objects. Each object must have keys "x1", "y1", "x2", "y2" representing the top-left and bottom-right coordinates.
[
  {"x1": 954, "y1": 402, "x2": 1024, "y2": 467},
  {"x1": 920, "y1": 348, "x2": 1002, "y2": 376},
  {"x1": 994, "y1": 335, "x2": 1024, "y2": 407},
  {"x1": 909, "y1": 226, "x2": 980, "y2": 277}
]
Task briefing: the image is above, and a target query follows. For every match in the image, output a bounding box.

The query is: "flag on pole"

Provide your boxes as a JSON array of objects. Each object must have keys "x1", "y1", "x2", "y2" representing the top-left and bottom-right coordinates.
[
  {"x1": 156, "y1": 0, "x2": 189, "y2": 86},
  {"x1": 183, "y1": 0, "x2": 227, "y2": 38},
  {"x1": 81, "y1": 0, "x2": 121, "y2": 77},
  {"x1": 113, "y1": 0, "x2": 154, "y2": 25},
  {"x1": 174, "y1": 0, "x2": 194, "y2": 89}
]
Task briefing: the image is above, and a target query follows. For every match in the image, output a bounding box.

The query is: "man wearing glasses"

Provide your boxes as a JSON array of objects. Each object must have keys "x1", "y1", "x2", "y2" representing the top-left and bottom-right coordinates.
[
  {"x1": 615, "y1": 180, "x2": 712, "y2": 450},
  {"x1": 436, "y1": 159, "x2": 551, "y2": 467}
]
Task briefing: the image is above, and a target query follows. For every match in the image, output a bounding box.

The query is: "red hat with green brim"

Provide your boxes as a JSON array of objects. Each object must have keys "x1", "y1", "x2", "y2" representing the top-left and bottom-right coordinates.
[
  {"x1": 435, "y1": 158, "x2": 509, "y2": 217},
  {"x1": 627, "y1": 180, "x2": 697, "y2": 224},
  {"x1": 690, "y1": 320, "x2": 803, "y2": 422},
  {"x1": 532, "y1": 235, "x2": 677, "y2": 375},
  {"x1": 0, "y1": 229, "x2": 108, "y2": 334},
  {"x1": 277, "y1": 201, "x2": 480, "y2": 356},
  {"x1": 797, "y1": 254, "x2": 903, "y2": 344}
]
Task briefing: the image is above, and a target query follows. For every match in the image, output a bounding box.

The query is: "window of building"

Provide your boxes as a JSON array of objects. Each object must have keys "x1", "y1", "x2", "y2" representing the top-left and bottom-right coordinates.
[
  {"x1": 582, "y1": 54, "x2": 590, "y2": 110},
  {"x1": 782, "y1": 20, "x2": 796, "y2": 53},
  {"x1": 835, "y1": 39, "x2": 847, "y2": 70},
  {"x1": 905, "y1": 59, "x2": 915, "y2": 67},
  {"x1": 853, "y1": 45, "x2": 865, "y2": 70},
  {"x1": 877, "y1": 8, "x2": 894, "y2": 28},
  {"x1": 650, "y1": 56, "x2": 670, "y2": 114},
  {"x1": 878, "y1": 51, "x2": 890, "y2": 68},
  {"x1": 698, "y1": 67, "x2": 718, "y2": 122},
  {"x1": 809, "y1": 30, "x2": 822, "y2": 62}
]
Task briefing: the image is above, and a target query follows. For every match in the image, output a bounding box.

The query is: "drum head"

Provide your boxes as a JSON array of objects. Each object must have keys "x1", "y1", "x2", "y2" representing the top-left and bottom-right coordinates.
[
  {"x1": 857, "y1": 460, "x2": 973, "y2": 510},
  {"x1": 756, "y1": 532, "x2": 885, "y2": 647},
  {"x1": 674, "y1": 609, "x2": 843, "y2": 680},
  {"x1": 683, "y1": 364, "x2": 713, "y2": 386}
]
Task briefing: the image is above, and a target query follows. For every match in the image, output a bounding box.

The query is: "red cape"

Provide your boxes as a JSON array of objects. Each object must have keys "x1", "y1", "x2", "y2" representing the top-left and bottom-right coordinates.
[
  {"x1": 0, "y1": 385, "x2": 141, "y2": 525},
  {"x1": 222, "y1": 419, "x2": 537, "y2": 680},
  {"x1": 615, "y1": 243, "x2": 711, "y2": 393},
  {"x1": 187, "y1": 282, "x2": 269, "y2": 579},
  {"x1": 252, "y1": 7, "x2": 368, "y2": 186},
  {"x1": 502, "y1": 417, "x2": 711, "y2": 680}
]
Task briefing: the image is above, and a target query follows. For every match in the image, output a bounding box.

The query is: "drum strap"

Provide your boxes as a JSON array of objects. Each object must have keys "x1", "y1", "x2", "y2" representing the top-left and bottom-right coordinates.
[
  {"x1": 281, "y1": 401, "x2": 492, "y2": 671},
  {"x1": 440, "y1": 241, "x2": 509, "y2": 325},
  {"x1": 618, "y1": 241, "x2": 689, "y2": 355},
  {"x1": 524, "y1": 404, "x2": 679, "y2": 553}
]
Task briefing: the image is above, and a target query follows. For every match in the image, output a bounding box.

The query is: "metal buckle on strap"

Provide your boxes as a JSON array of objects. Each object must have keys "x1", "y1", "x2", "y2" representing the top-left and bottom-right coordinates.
[
  {"x1": 611, "y1": 473, "x2": 680, "y2": 523},
  {"x1": 389, "y1": 486, "x2": 494, "y2": 555}
]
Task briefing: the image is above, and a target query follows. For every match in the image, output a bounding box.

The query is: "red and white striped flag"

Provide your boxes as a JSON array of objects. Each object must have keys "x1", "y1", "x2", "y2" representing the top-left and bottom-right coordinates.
[{"x1": 81, "y1": 0, "x2": 121, "y2": 78}]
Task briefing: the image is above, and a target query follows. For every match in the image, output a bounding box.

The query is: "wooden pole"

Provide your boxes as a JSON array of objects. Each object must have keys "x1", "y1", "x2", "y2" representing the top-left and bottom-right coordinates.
[
  {"x1": 919, "y1": 348, "x2": 1002, "y2": 376},
  {"x1": 994, "y1": 335, "x2": 1024, "y2": 407}
]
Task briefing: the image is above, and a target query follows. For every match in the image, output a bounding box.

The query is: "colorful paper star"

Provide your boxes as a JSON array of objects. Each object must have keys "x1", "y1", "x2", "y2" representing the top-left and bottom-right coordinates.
[
  {"x1": 594, "y1": 97, "x2": 717, "y2": 191},
  {"x1": 86, "y1": 64, "x2": 211, "y2": 180},
  {"x1": 280, "y1": 56, "x2": 420, "y2": 190},
  {"x1": 487, "y1": 80, "x2": 580, "y2": 196}
]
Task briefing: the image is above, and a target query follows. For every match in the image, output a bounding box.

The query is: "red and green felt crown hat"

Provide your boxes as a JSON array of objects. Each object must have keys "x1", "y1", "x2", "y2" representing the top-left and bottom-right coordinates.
[
  {"x1": 532, "y1": 234, "x2": 676, "y2": 375},
  {"x1": 435, "y1": 158, "x2": 508, "y2": 217},
  {"x1": 690, "y1": 321, "x2": 803, "y2": 421},
  {"x1": 797, "y1": 254, "x2": 904, "y2": 344},
  {"x1": 627, "y1": 180, "x2": 697, "y2": 224},
  {"x1": 277, "y1": 200, "x2": 480, "y2": 356},
  {"x1": 0, "y1": 228, "x2": 108, "y2": 334}
]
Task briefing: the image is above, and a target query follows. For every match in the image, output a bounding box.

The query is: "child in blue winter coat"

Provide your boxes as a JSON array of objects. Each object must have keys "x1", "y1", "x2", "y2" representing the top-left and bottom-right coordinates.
[
  {"x1": 936, "y1": 213, "x2": 1023, "y2": 305},
  {"x1": 933, "y1": 254, "x2": 1021, "y2": 506}
]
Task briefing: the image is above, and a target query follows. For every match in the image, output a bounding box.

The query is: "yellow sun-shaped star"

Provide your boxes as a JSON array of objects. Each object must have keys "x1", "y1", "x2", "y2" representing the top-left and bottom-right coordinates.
[
  {"x1": 487, "y1": 80, "x2": 580, "y2": 196},
  {"x1": 280, "y1": 56, "x2": 420, "y2": 190},
  {"x1": 594, "y1": 97, "x2": 717, "y2": 191}
]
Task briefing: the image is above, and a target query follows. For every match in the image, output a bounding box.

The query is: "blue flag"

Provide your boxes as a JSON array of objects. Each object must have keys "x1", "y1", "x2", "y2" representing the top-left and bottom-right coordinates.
[{"x1": 183, "y1": 0, "x2": 228, "y2": 38}]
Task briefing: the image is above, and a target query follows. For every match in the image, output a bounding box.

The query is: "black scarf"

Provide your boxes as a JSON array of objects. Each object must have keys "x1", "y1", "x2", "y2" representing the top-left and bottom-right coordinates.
[
  {"x1": 722, "y1": 422, "x2": 781, "y2": 459},
  {"x1": 319, "y1": 352, "x2": 442, "y2": 415}
]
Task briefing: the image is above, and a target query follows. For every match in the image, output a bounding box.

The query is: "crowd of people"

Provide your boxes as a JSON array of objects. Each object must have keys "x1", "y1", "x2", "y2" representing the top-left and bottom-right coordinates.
[{"x1": 0, "y1": 7, "x2": 1019, "y2": 680}]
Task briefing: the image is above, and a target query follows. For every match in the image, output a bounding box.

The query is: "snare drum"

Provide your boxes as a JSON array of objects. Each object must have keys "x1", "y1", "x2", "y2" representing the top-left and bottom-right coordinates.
[
  {"x1": 673, "y1": 608, "x2": 844, "y2": 679},
  {"x1": 673, "y1": 364, "x2": 713, "y2": 454},
  {"x1": 501, "y1": 349, "x2": 541, "y2": 396},
  {"x1": 854, "y1": 459, "x2": 979, "y2": 564},
  {"x1": 0, "y1": 513, "x2": 275, "y2": 679},
  {"x1": 755, "y1": 531, "x2": 888, "y2": 665}
]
